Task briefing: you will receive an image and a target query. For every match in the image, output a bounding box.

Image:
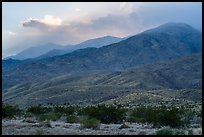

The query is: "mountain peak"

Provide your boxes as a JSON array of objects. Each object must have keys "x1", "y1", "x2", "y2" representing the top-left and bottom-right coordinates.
[
  {"x1": 160, "y1": 22, "x2": 192, "y2": 27},
  {"x1": 142, "y1": 22, "x2": 199, "y2": 36}
]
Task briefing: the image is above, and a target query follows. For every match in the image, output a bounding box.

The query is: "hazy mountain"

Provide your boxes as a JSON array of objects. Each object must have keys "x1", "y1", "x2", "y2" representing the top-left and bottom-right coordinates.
[
  {"x1": 75, "y1": 35, "x2": 125, "y2": 48},
  {"x1": 7, "y1": 43, "x2": 65, "y2": 60},
  {"x1": 2, "y1": 23, "x2": 202, "y2": 90},
  {"x1": 36, "y1": 49, "x2": 68, "y2": 59},
  {"x1": 37, "y1": 35, "x2": 124, "y2": 59}
]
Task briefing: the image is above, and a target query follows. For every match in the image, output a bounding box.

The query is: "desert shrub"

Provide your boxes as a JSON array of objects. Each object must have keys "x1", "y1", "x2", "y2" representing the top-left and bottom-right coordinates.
[
  {"x1": 79, "y1": 116, "x2": 100, "y2": 129},
  {"x1": 27, "y1": 105, "x2": 52, "y2": 115},
  {"x1": 79, "y1": 105, "x2": 127, "y2": 124},
  {"x1": 66, "y1": 115, "x2": 79, "y2": 123},
  {"x1": 38, "y1": 112, "x2": 61, "y2": 122},
  {"x1": 126, "y1": 116, "x2": 145, "y2": 123},
  {"x1": 155, "y1": 107, "x2": 185, "y2": 128},
  {"x1": 54, "y1": 106, "x2": 77, "y2": 115},
  {"x1": 127, "y1": 106, "x2": 186, "y2": 128},
  {"x1": 2, "y1": 104, "x2": 22, "y2": 118},
  {"x1": 156, "y1": 128, "x2": 173, "y2": 135}
]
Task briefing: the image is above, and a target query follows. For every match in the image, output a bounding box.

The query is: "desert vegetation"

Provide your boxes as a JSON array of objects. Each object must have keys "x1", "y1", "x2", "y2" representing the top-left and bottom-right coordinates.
[{"x1": 2, "y1": 103, "x2": 201, "y2": 128}]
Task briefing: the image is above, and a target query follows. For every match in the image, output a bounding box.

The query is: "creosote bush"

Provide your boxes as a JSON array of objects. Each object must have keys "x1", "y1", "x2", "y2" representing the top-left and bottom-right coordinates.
[{"x1": 79, "y1": 116, "x2": 100, "y2": 129}]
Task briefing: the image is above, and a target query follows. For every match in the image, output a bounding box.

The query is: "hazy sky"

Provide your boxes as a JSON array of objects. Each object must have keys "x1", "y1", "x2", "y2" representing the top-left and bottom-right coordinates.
[{"x1": 2, "y1": 2, "x2": 202, "y2": 58}]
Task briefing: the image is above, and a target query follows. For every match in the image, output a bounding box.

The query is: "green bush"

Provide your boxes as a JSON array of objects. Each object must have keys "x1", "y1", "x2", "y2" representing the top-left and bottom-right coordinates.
[
  {"x1": 2, "y1": 104, "x2": 22, "y2": 118},
  {"x1": 126, "y1": 116, "x2": 145, "y2": 123},
  {"x1": 79, "y1": 116, "x2": 100, "y2": 129},
  {"x1": 66, "y1": 115, "x2": 79, "y2": 123},
  {"x1": 127, "y1": 106, "x2": 186, "y2": 128},
  {"x1": 156, "y1": 128, "x2": 173, "y2": 135},
  {"x1": 54, "y1": 106, "x2": 77, "y2": 115},
  {"x1": 79, "y1": 105, "x2": 127, "y2": 124},
  {"x1": 27, "y1": 105, "x2": 52, "y2": 115}
]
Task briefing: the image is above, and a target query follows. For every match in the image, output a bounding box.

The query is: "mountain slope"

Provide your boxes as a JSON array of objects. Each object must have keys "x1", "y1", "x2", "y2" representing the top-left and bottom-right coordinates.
[{"x1": 2, "y1": 54, "x2": 202, "y2": 107}]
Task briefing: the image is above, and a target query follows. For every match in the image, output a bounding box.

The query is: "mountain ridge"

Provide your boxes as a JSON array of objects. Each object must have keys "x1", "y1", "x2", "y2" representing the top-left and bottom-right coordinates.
[{"x1": 7, "y1": 36, "x2": 124, "y2": 60}]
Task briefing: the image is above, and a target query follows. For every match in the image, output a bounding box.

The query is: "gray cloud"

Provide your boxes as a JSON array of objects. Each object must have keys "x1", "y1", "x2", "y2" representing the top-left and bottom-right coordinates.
[{"x1": 22, "y1": 19, "x2": 45, "y2": 28}]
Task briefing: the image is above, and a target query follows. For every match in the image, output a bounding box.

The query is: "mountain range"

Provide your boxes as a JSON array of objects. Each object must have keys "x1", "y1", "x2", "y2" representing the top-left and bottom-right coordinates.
[{"x1": 2, "y1": 22, "x2": 202, "y2": 108}]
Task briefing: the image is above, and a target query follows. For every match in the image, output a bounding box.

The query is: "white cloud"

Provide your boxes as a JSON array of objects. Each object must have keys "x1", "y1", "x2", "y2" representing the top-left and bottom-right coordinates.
[
  {"x1": 41, "y1": 15, "x2": 62, "y2": 26},
  {"x1": 8, "y1": 31, "x2": 16, "y2": 36}
]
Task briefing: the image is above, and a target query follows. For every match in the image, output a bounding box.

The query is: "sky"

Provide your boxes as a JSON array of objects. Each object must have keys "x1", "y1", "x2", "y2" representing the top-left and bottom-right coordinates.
[{"x1": 2, "y1": 2, "x2": 202, "y2": 58}]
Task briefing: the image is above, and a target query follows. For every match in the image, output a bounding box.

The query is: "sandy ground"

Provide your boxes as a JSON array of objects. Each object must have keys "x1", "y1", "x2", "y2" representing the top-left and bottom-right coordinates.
[{"x1": 2, "y1": 118, "x2": 202, "y2": 135}]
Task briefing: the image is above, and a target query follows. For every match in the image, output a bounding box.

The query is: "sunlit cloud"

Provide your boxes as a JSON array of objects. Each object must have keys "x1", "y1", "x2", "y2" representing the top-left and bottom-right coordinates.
[{"x1": 41, "y1": 15, "x2": 62, "y2": 25}]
